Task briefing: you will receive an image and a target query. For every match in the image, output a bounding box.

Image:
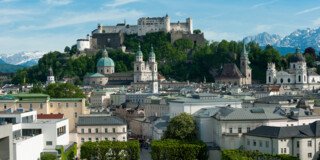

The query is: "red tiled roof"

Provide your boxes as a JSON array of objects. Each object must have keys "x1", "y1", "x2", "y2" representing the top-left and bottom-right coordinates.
[{"x1": 37, "y1": 113, "x2": 64, "y2": 119}]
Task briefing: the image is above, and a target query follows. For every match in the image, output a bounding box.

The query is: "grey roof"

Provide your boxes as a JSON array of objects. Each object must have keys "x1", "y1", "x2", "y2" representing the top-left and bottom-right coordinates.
[
  {"x1": 246, "y1": 121, "x2": 320, "y2": 138},
  {"x1": 193, "y1": 107, "x2": 222, "y2": 118},
  {"x1": 213, "y1": 107, "x2": 286, "y2": 121},
  {"x1": 77, "y1": 116, "x2": 126, "y2": 126}
]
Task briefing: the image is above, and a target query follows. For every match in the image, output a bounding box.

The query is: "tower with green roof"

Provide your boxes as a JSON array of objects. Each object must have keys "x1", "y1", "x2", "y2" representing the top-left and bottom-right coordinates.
[{"x1": 97, "y1": 49, "x2": 115, "y2": 75}]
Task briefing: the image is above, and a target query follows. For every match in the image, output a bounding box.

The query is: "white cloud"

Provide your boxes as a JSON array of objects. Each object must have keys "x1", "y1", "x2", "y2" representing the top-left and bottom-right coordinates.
[
  {"x1": 313, "y1": 18, "x2": 320, "y2": 27},
  {"x1": 251, "y1": 0, "x2": 279, "y2": 9},
  {"x1": 0, "y1": 9, "x2": 33, "y2": 15},
  {"x1": 203, "y1": 30, "x2": 242, "y2": 41},
  {"x1": 18, "y1": 9, "x2": 143, "y2": 30},
  {"x1": 44, "y1": 0, "x2": 72, "y2": 5},
  {"x1": 105, "y1": 0, "x2": 141, "y2": 8},
  {"x1": 0, "y1": 0, "x2": 17, "y2": 3},
  {"x1": 296, "y1": 6, "x2": 320, "y2": 15},
  {"x1": 253, "y1": 24, "x2": 273, "y2": 33},
  {"x1": 175, "y1": 12, "x2": 185, "y2": 17}
]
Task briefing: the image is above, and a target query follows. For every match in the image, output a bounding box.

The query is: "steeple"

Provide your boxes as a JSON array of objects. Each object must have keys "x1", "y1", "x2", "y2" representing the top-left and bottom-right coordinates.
[
  {"x1": 135, "y1": 44, "x2": 143, "y2": 62},
  {"x1": 149, "y1": 45, "x2": 156, "y2": 62},
  {"x1": 102, "y1": 48, "x2": 108, "y2": 57},
  {"x1": 49, "y1": 67, "x2": 53, "y2": 76},
  {"x1": 242, "y1": 41, "x2": 248, "y2": 57}
]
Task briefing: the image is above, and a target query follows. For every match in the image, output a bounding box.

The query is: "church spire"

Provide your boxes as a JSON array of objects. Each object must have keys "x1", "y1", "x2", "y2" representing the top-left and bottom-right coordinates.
[{"x1": 242, "y1": 40, "x2": 248, "y2": 56}]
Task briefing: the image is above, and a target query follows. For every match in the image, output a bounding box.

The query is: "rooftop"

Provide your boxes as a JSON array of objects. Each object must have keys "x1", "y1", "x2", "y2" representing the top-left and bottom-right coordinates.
[
  {"x1": 77, "y1": 115, "x2": 126, "y2": 126},
  {"x1": 37, "y1": 113, "x2": 64, "y2": 119}
]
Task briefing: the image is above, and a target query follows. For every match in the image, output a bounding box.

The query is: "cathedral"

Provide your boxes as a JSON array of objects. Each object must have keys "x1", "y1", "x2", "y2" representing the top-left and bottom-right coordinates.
[
  {"x1": 215, "y1": 43, "x2": 252, "y2": 86},
  {"x1": 266, "y1": 48, "x2": 320, "y2": 90},
  {"x1": 133, "y1": 45, "x2": 158, "y2": 93}
]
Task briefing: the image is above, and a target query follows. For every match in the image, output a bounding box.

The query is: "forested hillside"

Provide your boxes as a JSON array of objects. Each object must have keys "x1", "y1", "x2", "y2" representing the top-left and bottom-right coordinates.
[{"x1": 12, "y1": 32, "x2": 319, "y2": 85}]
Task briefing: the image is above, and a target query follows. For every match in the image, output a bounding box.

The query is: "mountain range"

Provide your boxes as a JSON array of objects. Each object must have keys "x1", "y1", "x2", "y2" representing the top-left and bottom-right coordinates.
[
  {"x1": 0, "y1": 51, "x2": 47, "y2": 73},
  {"x1": 243, "y1": 27, "x2": 320, "y2": 54}
]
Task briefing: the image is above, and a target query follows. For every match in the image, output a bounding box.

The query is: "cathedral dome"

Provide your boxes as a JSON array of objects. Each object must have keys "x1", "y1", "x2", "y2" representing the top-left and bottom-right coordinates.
[
  {"x1": 289, "y1": 48, "x2": 305, "y2": 62},
  {"x1": 289, "y1": 53, "x2": 306, "y2": 62},
  {"x1": 136, "y1": 45, "x2": 143, "y2": 57},
  {"x1": 97, "y1": 49, "x2": 115, "y2": 67}
]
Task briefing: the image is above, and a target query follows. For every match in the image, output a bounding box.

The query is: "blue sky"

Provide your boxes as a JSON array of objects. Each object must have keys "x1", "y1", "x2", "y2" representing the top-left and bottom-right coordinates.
[{"x1": 1, "y1": 0, "x2": 320, "y2": 54}]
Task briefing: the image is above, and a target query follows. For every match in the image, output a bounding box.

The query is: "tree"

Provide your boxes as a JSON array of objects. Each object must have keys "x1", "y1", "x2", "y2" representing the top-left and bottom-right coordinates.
[
  {"x1": 163, "y1": 113, "x2": 196, "y2": 141},
  {"x1": 30, "y1": 83, "x2": 44, "y2": 93},
  {"x1": 193, "y1": 29, "x2": 202, "y2": 34},
  {"x1": 304, "y1": 47, "x2": 316, "y2": 60},
  {"x1": 45, "y1": 83, "x2": 85, "y2": 98},
  {"x1": 64, "y1": 46, "x2": 70, "y2": 53},
  {"x1": 40, "y1": 153, "x2": 56, "y2": 160}
]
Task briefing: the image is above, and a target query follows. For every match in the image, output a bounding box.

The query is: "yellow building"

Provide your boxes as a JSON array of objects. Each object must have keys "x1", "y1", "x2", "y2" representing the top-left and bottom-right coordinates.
[{"x1": 0, "y1": 93, "x2": 90, "y2": 131}]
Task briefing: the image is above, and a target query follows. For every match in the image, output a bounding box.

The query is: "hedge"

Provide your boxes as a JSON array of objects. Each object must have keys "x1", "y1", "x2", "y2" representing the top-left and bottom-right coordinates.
[
  {"x1": 151, "y1": 139, "x2": 208, "y2": 160},
  {"x1": 80, "y1": 140, "x2": 140, "y2": 160},
  {"x1": 222, "y1": 150, "x2": 299, "y2": 160}
]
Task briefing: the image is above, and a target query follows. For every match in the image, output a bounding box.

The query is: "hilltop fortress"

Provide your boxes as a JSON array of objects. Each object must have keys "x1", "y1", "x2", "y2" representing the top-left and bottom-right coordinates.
[{"x1": 77, "y1": 14, "x2": 205, "y2": 51}]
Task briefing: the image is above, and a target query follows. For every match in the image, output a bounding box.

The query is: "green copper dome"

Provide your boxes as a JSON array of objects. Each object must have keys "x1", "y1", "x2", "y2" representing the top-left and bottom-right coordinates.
[
  {"x1": 136, "y1": 45, "x2": 143, "y2": 57},
  {"x1": 149, "y1": 46, "x2": 155, "y2": 58},
  {"x1": 97, "y1": 49, "x2": 115, "y2": 67}
]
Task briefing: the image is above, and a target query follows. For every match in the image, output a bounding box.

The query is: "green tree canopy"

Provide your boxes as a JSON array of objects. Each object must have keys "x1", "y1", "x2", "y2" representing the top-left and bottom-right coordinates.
[
  {"x1": 44, "y1": 83, "x2": 85, "y2": 98},
  {"x1": 163, "y1": 113, "x2": 196, "y2": 141}
]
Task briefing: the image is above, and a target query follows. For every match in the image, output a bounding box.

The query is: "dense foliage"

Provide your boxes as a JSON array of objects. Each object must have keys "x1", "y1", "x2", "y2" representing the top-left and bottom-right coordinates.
[
  {"x1": 151, "y1": 139, "x2": 208, "y2": 160},
  {"x1": 40, "y1": 153, "x2": 56, "y2": 160},
  {"x1": 12, "y1": 31, "x2": 320, "y2": 84},
  {"x1": 163, "y1": 112, "x2": 197, "y2": 141},
  {"x1": 80, "y1": 140, "x2": 140, "y2": 160},
  {"x1": 222, "y1": 150, "x2": 299, "y2": 160},
  {"x1": 30, "y1": 83, "x2": 85, "y2": 98},
  {"x1": 56, "y1": 143, "x2": 77, "y2": 160}
]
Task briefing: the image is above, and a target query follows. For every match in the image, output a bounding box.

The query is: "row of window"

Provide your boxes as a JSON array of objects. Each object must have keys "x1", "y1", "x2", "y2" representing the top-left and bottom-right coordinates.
[
  {"x1": 57, "y1": 126, "x2": 66, "y2": 137},
  {"x1": 247, "y1": 139, "x2": 269, "y2": 148},
  {"x1": 81, "y1": 137, "x2": 126, "y2": 142},
  {"x1": 81, "y1": 127, "x2": 126, "y2": 134},
  {"x1": 2, "y1": 102, "x2": 79, "y2": 109},
  {"x1": 229, "y1": 127, "x2": 250, "y2": 134}
]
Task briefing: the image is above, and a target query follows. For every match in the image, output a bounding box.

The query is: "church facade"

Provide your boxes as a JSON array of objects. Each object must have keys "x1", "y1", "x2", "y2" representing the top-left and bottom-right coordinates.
[
  {"x1": 266, "y1": 48, "x2": 320, "y2": 90},
  {"x1": 215, "y1": 43, "x2": 252, "y2": 86}
]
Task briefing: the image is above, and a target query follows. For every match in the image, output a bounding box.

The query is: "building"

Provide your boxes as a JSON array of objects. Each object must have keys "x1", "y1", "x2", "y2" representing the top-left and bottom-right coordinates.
[
  {"x1": 215, "y1": 43, "x2": 252, "y2": 86},
  {"x1": 142, "y1": 96, "x2": 170, "y2": 117},
  {"x1": 46, "y1": 67, "x2": 55, "y2": 85},
  {"x1": 0, "y1": 110, "x2": 70, "y2": 160},
  {"x1": 76, "y1": 114, "x2": 127, "y2": 154},
  {"x1": 0, "y1": 123, "x2": 13, "y2": 160},
  {"x1": 193, "y1": 107, "x2": 320, "y2": 149},
  {"x1": 266, "y1": 48, "x2": 320, "y2": 90},
  {"x1": 0, "y1": 93, "x2": 89, "y2": 131},
  {"x1": 245, "y1": 121, "x2": 320, "y2": 160},
  {"x1": 89, "y1": 89, "x2": 117, "y2": 107},
  {"x1": 133, "y1": 45, "x2": 159, "y2": 93},
  {"x1": 168, "y1": 93, "x2": 242, "y2": 116}
]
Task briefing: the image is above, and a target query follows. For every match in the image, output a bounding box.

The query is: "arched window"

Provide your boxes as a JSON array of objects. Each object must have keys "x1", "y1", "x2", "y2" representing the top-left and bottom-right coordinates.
[
  {"x1": 268, "y1": 76, "x2": 271, "y2": 83},
  {"x1": 304, "y1": 76, "x2": 306, "y2": 82},
  {"x1": 298, "y1": 75, "x2": 301, "y2": 82},
  {"x1": 136, "y1": 67, "x2": 139, "y2": 71},
  {"x1": 280, "y1": 78, "x2": 283, "y2": 83},
  {"x1": 107, "y1": 69, "x2": 109, "y2": 73},
  {"x1": 288, "y1": 78, "x2": 291, "y2": 83}
]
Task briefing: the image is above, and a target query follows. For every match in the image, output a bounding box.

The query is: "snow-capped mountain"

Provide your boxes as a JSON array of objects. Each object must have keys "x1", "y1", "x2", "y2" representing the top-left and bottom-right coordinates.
[
  {"x1": 243, "y1": 27, "x2": 320, "y2": 52},
  {"x1": 243, "y1": 32, "x2": 282, "y2": 46},
  {"x1": 0, "y1": 51, "x2": 47, "y2": 66}
]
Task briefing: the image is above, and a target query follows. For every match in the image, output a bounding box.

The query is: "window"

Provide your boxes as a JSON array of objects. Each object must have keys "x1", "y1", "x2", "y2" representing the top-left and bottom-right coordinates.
[
  {"x1": 81, "y1": 129, "x2": 84, "y2": 133},
  {"x1": 74, "y1": 103, "x2": 77, "y2": 107},
  {"x1": 253, "y1": 140, "x2": 256, "y2": 146},
  {"x1": 105, "y1": 128, "x2": 108, "y2": 133},
  {"x1": 57, "y1": 126, "x2": 66, "y2": 136},
  {"x1": 74, "y1": 112, "x2": 78, "y2": 118},
  {"x1": 88, "y1": 128, "x2": 91, "y2": 133},
  {"x1": 259, "y1": 140, "x2": 262, "y2": 147},
  {"x1": 50, "y1": 103, "x2": 53, "y2": 107},
  {"x1": 123, "y1": 137, "x2": 125, "y2": 140},
  {"x1": 266, "y1": 141, "x2": 269, "y2": 148},
  {"x1": 29, "y1": 104, "x2": 33, "y2": 109},
  {"x1": 105, "y1": 138, "x2": 108, "y2": 141},
  {"x1": 229, "y1": 128, "x2": 233, "y2": 133},
  {"x1": 297, "y1": 153, "x2": 299, "y2": 158},
  {"x1": 58, "y1": 103, "x2": 61, "y2": 107},
  {"x1": 96, "y1": 138, "x2": 99, "y2": 141},
  {"x1": 268, "y1": 76, "x2": 271, "y2": 83},
  {"x1": 19, "y1": 104, "x2": 22, "y2": 108},
  {"x1": 66, "y1": 103, "x2": 69, "y2": 107},
  {"x1": 284, "y1": 148, "x2": 286, "y2": 154},
  {"x1": 113, "y1": 137, "x2": 116, "y2": 141},
  {"x1": 298, "y1": 75, "x2": 301, "y2": 82},
  {"x1": 136, "y1": 67, "x2": 139, "y2": 71},
  {"x1": 46, "y1": 141, "x2": 53, "y2": 146},
  {"x1": 95, "y1": 128, "x2": 98, "y2": 133},
  {"x1": 308, "y1": 140, "x2": 312, "y2": 147},
  {"x1": 81, "y1": 138, "x2": 84, "y2": 142},
  {"x1": 308, "y1": 153, "x2": 312, "y2": 158},
  {"x1": 88, "y1": 138, "x2": 92, "y2": 142},
  {"x1": 288, "y1": 78, "x2": 291, "y2": 83},
  {"x1": 247, "y1": 127, "x2": 250, "y2": 133},
  {"x1": 247, "y1": 139, "x2": 250, "y2": 146},
  {"x1": 280, "y1": 78, "x2": 283, "y2": 83},
  {"x1": 297, "y1": 141, "x2": 299, "y2": 148},
  {"x1": 123, "y1": 128, "x2": 126, "y2": 133},
  {"x1": 113, "y1": 128, "x2": 116, "y2": 133},
  {"x1": 238, "y1": 127, "x2": 242, "y2": 133},
  {"x1": 40, "y1": 103, "x2": 43, "y2": 109},
  {"x1": 281, "y1": 148, "x2": 283, "y2": 154}
]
